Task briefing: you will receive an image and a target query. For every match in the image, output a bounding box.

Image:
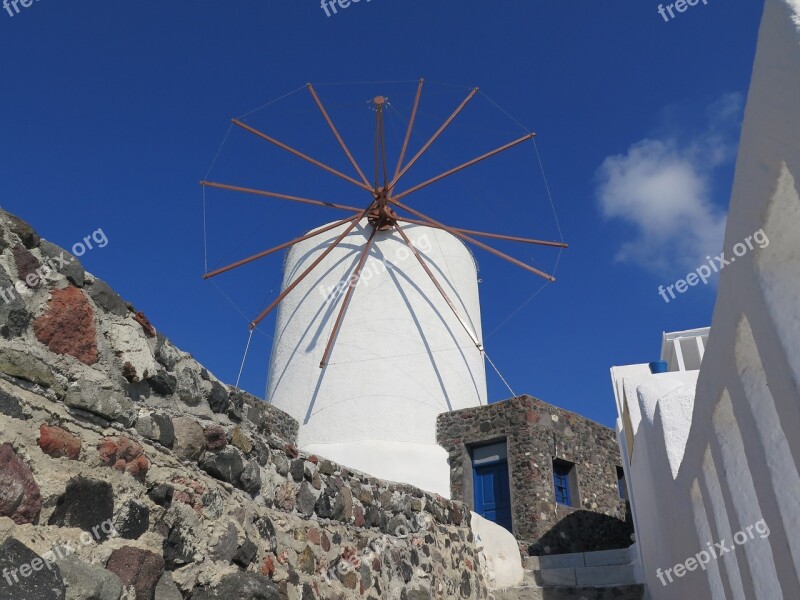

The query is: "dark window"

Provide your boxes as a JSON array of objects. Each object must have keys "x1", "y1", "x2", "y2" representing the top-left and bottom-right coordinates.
[
  {"x1": 617, "y1": 466, "x2": 628, "y2": 501},
  {"x1": 553, "y1": 459, "x2": 576, "y2": 506}
]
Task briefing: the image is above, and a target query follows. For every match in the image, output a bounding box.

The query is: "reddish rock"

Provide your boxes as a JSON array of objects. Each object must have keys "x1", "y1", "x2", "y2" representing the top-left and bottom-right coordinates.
[
  {"x1": 261, "y1": 556, "x2": 276, "y2": 577},
  {"x1": 308, "y1": 528, "x2": 321, "y2": 545},
  {"x1": 321, "y1": 532, "x2": 331, "y2": 552},
  {"x1": 33, "y1": 286, "x2": 98, "y2": 365},
  {"x1": 284, "y1": 444, "x2": 299, "y2": 459},
  {"x1": 203, "y1": 425, "x2": 227, "y2": 450},
  {"x1": 98, "y1": 436, "x2": 149, "y2": 480},
  {"x1": 106, "y1": 546, "x2": 165, "y2": 600},
  {"x1": 308, "y1": 455, "x2": 319, "y2": 464},
  {"x1": 0, "y1": 443, "x2": 42, "y2": 524},
  {"x1": 11, "y1": 244, "x2": 41, "y2": 287},
  {"x1": 38, "y1": 424, "x2": 81, "y2": 460},
  {"x1": 526, "y1": 411, "x2": 541, "y2": 424},
  {"x1": 133, "y1": 311, "x2": 156, "y2": 338},
  {"x1": 353, "y1": 505, "x2": 365, "y2": 528}
]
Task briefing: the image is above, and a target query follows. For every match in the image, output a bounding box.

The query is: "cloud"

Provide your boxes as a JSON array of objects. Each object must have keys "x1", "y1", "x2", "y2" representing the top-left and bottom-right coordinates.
[{"x1": 596, "y1": 93, "x2": 743, "y2": 274}]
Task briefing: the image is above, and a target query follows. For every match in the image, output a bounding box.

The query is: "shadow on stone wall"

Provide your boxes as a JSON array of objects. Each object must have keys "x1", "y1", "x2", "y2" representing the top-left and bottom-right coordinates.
[{"x1": 527, "y1": 508, "x2": 634, "y2": 556}]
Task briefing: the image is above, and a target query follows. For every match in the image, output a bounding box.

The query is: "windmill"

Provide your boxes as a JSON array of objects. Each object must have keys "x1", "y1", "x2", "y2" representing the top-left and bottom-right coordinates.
[{"x1": 200, "y1": 79, "x2": 567, "y2": 368}]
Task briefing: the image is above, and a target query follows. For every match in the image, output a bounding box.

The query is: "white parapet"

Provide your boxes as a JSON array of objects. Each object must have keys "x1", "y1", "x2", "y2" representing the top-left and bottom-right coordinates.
[{"x1": 266, "y1": 219, "x2": 487, "y2": 497}]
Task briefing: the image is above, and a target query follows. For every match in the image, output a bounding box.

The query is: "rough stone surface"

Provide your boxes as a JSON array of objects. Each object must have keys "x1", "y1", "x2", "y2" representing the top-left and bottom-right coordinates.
[
  {"x1": 4, "y1": 212, "x2": 40, "y2": 248},
  {"x1": 153, "y1": 572, "x2": 182, "y2": 600},
  {"x1": 98, "y1": 435, "x2": 150, "y2": 479},
  {"x1": 0, "y1": 442, "x2": 42, "y2": 524},
  {"x1": 12, "y1": 243, "x2": 42, "y2": 286},
  {"x1": 86, "y1": 278, "x2": 128, "y2": 317},
  {"x1": 0, "y1": 347, "x2": 61, "y2": 390},
  {"x1": 33, "y1": 286, "x2": 98, "y2": 365},
  {"x1": 48, "y1": 476, "x2": 115, "y2": 539},
  {"x1": 438, "y1": 395, "x2": 633, "y2": 555},
  {"x1": 64, "y1": 378, "x2": 134, "y2": 426},
  {"x1": 105, "y1": 546, "x2": 165, "y2": 600},
  {"x1": 172, "y1": 417, "x2": 205, "y2": 461},
  {"x1": 203, "y1": 424, "x2": 227, "y2": 450},
  {"x1": 191, "y1": 572, "x2": 282, "y2": 600},
  {"x1": 0, "y1": 538, "x2": 65, "y2": 600},
  {"x1": 38, "y1": 424, "x2": 82, "y2": 460},
  {"x1": 56, "y1": 555, "x2": 124, "y2": 600},
  {"x1": 0, "y1": 210, "x2": 492, "y2": 600},
  {"x1": 39, "y1": 240, "x2": 85, "y2": 288}
]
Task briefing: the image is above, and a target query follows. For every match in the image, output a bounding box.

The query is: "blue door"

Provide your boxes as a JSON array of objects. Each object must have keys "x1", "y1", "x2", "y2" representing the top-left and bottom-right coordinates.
[{"x1": 474, "y1": 461, "x2": 513, "y2": 532}]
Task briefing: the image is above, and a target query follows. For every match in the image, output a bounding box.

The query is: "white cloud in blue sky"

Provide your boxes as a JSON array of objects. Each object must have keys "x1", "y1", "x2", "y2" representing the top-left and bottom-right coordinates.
[{"x1": 596, "y1": 93, "x2": 744, "y2": 274}]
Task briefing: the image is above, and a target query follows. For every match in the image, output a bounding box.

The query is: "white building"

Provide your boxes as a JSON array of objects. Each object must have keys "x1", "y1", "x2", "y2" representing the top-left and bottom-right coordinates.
[
  {"x1": 611, "y1": 1, "x2": 800, "y2": 597},
  {"x1": 266, "y1": 220, "x2": 487, "y2": 497}
]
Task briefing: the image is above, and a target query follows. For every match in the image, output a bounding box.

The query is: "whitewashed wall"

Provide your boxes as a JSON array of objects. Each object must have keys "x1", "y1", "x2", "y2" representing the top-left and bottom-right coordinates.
[
  {"x1": 266, "y1": 220, "x2": 487, "y2": 497},
  {"x1": 611, "y1": 1, "x2": 800, "y2": 598}
]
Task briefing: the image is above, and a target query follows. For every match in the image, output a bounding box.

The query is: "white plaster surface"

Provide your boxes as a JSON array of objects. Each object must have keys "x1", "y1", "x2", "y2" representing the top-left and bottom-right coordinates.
[
  {"x1": 470, "y1": 512, "x2": 524, "y2": 590},
  {"x1": 610, "y1": 2, "x2": 800, "y2": 598},
  {"x1": 266, "y1": 219, "x2": 487, "y2": 495}
]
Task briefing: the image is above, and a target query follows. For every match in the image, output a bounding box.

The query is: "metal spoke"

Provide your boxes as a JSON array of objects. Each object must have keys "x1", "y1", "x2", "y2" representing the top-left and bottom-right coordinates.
[
  {"x1": 393, "y1": 223, "x2": 483, "y2": 352},
  {"x1": 307, "y1": 83, "x2": 371, "y2": 188},
  {"x1": 248, "y1": 210, "x2": 372, "y2": 329},
  {"x1": 394, "y1": 217, "x2": 568, "y2": 248},
  {"x1": 232, "y1": 119, "x2": 373, "y2": 192},
  {"x1": 203, "y1": 214, "x2": 361, "y2": 280},
  {"x1": 389, "y1": 199, "x2": 556, "y2": 282},
  {"x1": 201, "y1": 181, "x2": 363, "y2": 214},
  {"x1": 392, "y1": 133, "x2": 535, "y2": 202},
  {"x1": 319, "y1": 226, "x2": 379, "y2": 367},
  {"x1": 388, "y1": 87, "x2": 479, "y2": 192},
  {"x1": 394, "y1": 78, "x2": 424, "y2": 180}
]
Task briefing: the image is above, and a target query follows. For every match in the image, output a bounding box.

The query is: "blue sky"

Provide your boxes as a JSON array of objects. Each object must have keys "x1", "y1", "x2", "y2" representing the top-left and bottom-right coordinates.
[{"x1": 0, "y1": 0, "x2": 764, "y2": 426}]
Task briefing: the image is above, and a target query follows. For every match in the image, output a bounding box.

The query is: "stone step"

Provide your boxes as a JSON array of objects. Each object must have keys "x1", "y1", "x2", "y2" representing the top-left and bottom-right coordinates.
[
  {"x1": 494, "y1": 584, "x2": 646, "y2": 600},
  {"x1": 523, "y1": 547, "x2": 634, "y2": 571},
  {"x1": 531, "y1": 564, "x2": 637, "y2": 587}
]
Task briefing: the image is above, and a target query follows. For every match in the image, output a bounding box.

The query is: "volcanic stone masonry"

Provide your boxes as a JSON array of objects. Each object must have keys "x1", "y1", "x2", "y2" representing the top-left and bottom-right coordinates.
[
  {"x1": 0, "y1": 209, "x2": 491, "y2": 600},
  {"x1": 437, "y1": 395, "x2": 634, "y2": 556}
]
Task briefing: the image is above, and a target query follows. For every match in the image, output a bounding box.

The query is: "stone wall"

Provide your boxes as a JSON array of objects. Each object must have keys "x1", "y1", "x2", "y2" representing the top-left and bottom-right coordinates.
[
  {"x1": 437, "y1": 395, "x2": 633, "y2": 556},
  {"x1": 0, "y1": 209, "x2": 489, "y2": 600}
]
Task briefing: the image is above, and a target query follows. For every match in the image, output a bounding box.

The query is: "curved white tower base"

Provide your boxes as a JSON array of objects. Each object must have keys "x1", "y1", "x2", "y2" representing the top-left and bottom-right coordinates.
[{"x1": 267, "y1": 220, "x2": 487, "y2": 496}]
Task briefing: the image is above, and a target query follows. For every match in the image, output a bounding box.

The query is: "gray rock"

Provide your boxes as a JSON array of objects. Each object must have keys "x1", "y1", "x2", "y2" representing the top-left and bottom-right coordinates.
[
  {"x1": 4, "y1": 212, "x2": 40, "y2": 248},
  {"x1": 206, "y1": 380, "x2": 229, "y2": 414},
  {"x1": 240, "y1": 459, "x2": 262, "y2": 495},
  {"x1": 201, "y1": 447, "x2": 244, "y2": 485},
  {"x1": 210, "y1": 522, "x2": 239, "y2": 563},
  {"x1": 0, "y1": 537, "x2": 65, "y2": 600},
  {"x1": 135, "y1": 413, "x2": 174, "y2": 448},
  {"x1": 0, "y1": 386, "x2": 29, "y2": 420},
  {"x1": 172, "y1": 417, "x2": 205, "y2": 462},
  {"x1": 115, "y1": 500, "x2": 150, "y2": 540},
  {"x1": 296, "y1": 482, "x2": 318, "y2": 517},
  {"x1": 176, "y1": 366, "x2": 202, "y2": 407},
  {"x1": 56, "y1": 555, "x2": 123, "y2": 600},
  {"x1": 64, "y1": 379, "x2": 134, "y2": 427},
  {"x1": 86, "y1": 279, "x2": 128, "y2": 317},
  {"x1": 154, "y1": 572, "x2": 182, "y2": 600},
  {"x1": 0, "y1": 267, "x2": 31, "y2": 338},
  {"x1": 0, "y1": 347, "x2": 60, "y2": 390},
  {"x1": 191, "y1": 573, "x2": 281, "y2": 600},
  {"x1": 233, "y1": 539, "x2": 258, "y2": 568},
  {"x1": 147, "y1": 371, "x2": 177, "y2": 396},
  {"x1": 39, "y1": 240, "x2": 85, "y2": 288},
  {"x1": 154, "y1": 334, "x2": 180, "y2": 371}
]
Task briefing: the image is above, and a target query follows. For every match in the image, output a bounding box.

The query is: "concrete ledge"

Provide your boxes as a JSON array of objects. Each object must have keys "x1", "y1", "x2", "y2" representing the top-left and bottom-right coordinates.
[{"x1": 576, "y1": 565, "x2": 637, "y2": 587}]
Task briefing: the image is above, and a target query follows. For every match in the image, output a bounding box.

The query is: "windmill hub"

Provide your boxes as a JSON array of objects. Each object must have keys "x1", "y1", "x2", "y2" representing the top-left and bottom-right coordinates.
[{"x1": 368, "y1": 187, "x2": 397, "y2": 231}]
